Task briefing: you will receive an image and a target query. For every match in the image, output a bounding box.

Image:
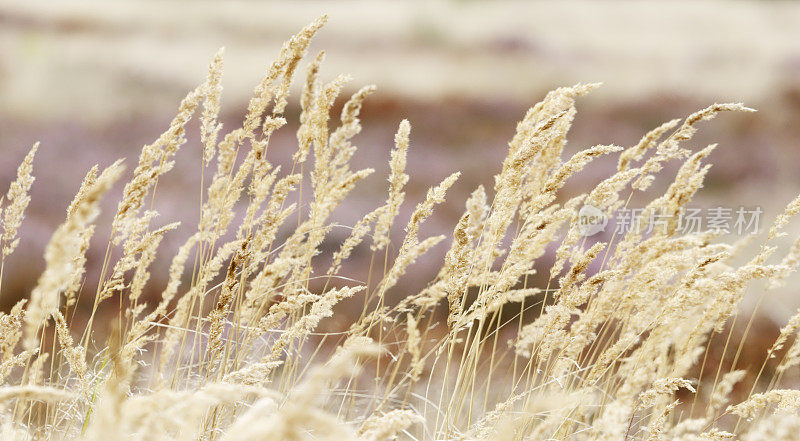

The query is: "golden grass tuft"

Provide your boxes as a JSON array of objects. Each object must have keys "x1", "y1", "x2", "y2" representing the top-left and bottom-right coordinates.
[{"x1": 1, "y1": 16, "x2": 800, "y2": 441}]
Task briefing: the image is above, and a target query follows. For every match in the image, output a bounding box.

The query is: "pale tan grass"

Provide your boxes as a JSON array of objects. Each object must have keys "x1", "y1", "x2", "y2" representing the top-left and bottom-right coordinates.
[{"x1": 0, "y1": 16, "x2": 800, "y2": 441}]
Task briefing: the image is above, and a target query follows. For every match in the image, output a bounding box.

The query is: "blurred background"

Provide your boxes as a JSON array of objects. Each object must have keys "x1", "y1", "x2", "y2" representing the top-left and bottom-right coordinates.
[{"x1": 1, "y1": 0, "x2": 800, "y2": 348}]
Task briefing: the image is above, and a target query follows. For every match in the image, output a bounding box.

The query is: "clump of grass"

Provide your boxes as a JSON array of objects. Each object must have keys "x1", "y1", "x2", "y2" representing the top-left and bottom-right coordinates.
[{"x1": 2, "y1": 15, "x2": 800, "y2": 440}]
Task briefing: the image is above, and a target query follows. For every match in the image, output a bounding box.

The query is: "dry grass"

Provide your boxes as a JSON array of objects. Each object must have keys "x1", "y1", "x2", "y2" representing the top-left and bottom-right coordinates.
[{"x1": 1, "y1": 16, "x2": 800, "y2": 440}]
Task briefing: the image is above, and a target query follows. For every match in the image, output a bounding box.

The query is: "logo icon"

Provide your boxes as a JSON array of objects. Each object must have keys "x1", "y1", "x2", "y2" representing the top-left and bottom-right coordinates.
[{"x1": 577, "y1": 204, "x2": 607, "y2": 237}]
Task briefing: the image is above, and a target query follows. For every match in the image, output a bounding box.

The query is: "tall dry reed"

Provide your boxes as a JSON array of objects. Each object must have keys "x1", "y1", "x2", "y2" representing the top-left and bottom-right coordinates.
[{"x1": 1, "y1": 15, "x2": 800, "y2": 441}]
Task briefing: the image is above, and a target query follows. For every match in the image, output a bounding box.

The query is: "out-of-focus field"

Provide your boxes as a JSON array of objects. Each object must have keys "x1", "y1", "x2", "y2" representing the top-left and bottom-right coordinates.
[
  {"x1": 3, "y1": 1, "x2": 800, "y2": 117},
  {"x1": 1, "y1": 0, "x2": 800, "y2": 330}
]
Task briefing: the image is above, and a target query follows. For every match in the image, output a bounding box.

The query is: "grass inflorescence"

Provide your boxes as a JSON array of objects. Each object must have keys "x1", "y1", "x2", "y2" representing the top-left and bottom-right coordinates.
[{"x1": 1, "y1": 16, "x2": 800, "y2": 441}]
